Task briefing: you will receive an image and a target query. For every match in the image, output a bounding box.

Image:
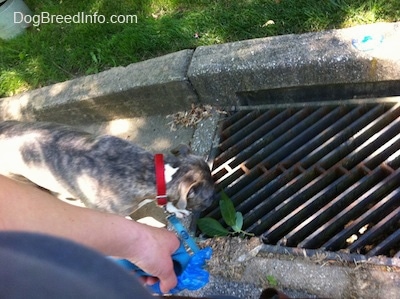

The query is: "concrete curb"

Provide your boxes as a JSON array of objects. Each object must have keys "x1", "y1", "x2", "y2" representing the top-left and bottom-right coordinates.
[
  {"x1": 1, "y1": 22, "x2": 400, "y2": 124},
  {"x1": 189, "y1": 22, "x2": 400, "y2": 106},
  {"x1": 1, "y1": 49, "x2": 197, "y2": 124}
]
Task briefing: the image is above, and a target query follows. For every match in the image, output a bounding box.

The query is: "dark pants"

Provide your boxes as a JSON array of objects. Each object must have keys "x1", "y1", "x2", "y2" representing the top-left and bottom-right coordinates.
[
  {"x1": 0, "y1": 232, "x2": 239, "y2": 299},
  {"x1": 0, "y1": 232, "x2": 157, "y2": 298}
]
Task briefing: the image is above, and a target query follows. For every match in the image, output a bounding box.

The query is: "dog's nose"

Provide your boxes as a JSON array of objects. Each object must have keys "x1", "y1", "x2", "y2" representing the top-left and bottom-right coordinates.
[
  {"x1": 202, "y1": 192, "x2": 217, "y2": 211},
  {"x1": 211, "y1": 192, "x2": 218, "y2": 204}
]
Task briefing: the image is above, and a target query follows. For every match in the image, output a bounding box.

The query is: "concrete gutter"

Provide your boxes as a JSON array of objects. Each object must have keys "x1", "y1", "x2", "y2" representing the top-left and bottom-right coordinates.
[{"x1": 1, "y1": 22, "x2": 400, "y2": 124}]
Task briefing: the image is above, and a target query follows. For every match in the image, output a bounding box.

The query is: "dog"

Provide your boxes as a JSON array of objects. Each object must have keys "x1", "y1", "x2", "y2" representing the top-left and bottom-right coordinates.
[{"x1": 0, "y1": 121, "x2": 215, "y2": 217}]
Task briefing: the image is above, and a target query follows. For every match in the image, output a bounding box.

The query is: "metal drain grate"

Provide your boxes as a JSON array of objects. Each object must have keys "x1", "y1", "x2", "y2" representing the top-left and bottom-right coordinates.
[{"x1": 204, "y1": 100, "x2": 400, "y2": 260}]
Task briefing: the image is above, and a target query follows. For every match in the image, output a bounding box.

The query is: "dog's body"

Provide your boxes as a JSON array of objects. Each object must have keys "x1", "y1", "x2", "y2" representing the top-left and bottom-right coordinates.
[{"x1": 0, "y1": 121, "x2": 215, "y2": 217}]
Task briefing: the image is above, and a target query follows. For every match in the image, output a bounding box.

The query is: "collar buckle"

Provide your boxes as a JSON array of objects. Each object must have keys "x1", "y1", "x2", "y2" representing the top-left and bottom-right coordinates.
[{"x1": 156, "y1": 194, "x2": 168, "y2": 206}]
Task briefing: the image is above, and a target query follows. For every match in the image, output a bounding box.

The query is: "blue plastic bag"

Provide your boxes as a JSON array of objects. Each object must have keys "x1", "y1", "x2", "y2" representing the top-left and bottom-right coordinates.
[{"x1": 149, "y1": 246, "x2": 213, "y2": 294}]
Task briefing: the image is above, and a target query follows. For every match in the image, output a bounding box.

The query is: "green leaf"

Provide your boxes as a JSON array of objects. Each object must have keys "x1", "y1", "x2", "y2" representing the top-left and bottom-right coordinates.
[
  {"x1": 219, "y1": 191, "x2": 236, "y2": 227},
  {"x1": 197, "y1": 217, "x2": 230, "y2": 237},
  {"x1": 232, "y1": 211, "x2": 243, "y2": 232}
]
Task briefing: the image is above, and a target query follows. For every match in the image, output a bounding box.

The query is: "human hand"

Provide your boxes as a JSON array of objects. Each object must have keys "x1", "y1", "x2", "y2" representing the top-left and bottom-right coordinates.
[{"x1": 124, "y1": 223, "x2": 180, "y2": 293}]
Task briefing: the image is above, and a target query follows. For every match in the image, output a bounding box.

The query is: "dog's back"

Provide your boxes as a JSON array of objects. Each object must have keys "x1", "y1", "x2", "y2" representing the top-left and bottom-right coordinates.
[
  {"x1": 0, "y1": 121, "x2": 154, "y2": 212},
  {"x1": 0, "y1": 121, "x2": 215, "y2": 216}
]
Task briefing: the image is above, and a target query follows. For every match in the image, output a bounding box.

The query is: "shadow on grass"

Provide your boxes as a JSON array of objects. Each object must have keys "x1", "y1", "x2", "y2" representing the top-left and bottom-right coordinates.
[{"x1": 0, "y1": 0, "x2": 399, "y2": 97}]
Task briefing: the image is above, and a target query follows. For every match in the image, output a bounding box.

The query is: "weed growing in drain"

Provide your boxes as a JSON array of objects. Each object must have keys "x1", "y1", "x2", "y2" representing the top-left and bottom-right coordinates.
[
  {"x1": 266, "y1": 274, "x2": 278, "y2": 287},
  {"x1": 197, "y1": 191, "x2": 254, "y2": 238}
]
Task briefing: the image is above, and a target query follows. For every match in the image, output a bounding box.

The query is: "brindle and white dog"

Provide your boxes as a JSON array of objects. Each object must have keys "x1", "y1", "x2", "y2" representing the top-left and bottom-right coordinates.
[{"x1": 0, "y1": 121, "x2": 215, "y2": 217}]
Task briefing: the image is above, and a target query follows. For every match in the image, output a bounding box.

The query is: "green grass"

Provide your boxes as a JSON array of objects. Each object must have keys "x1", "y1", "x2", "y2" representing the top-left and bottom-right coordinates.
[{"x1": 1, "y1": 0, "x2": 399, "y2": 97}]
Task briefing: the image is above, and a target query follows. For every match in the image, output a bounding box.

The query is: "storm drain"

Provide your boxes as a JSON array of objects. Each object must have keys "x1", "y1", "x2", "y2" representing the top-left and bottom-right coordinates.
[{"x1": 204, "y1": 100, "x2": 400, "y2": 261}]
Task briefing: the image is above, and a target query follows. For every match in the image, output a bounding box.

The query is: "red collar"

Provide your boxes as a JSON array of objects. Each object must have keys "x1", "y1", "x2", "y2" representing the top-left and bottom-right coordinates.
[{"x1": 154, "y1": 154, "x2": 167, "y2": 206}]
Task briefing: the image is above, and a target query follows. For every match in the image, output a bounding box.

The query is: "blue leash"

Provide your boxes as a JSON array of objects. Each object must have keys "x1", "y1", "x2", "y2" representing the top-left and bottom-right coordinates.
[{"x1": 167, "y1": 214, "x2": 199, "y2": 253}]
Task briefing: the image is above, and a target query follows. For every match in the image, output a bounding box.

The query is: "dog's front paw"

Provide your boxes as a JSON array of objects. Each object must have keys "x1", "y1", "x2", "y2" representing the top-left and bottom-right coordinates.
[{"x1": 166, "y1": 202, "x2": 191, "y2": 218}]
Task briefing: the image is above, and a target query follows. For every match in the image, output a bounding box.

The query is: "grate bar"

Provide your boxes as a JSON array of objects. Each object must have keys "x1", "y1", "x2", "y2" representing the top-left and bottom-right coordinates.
[
  {"x1": 278, "y1": 140, "x2": 400, "y2": 247},
  {"x1": 218, "y1": 110, "x2": 262, "y2": 151},
  {"x1": 340, "y1": 117, "x2": 400, "y2": 170},
  {"x1": 257, "y1": 165, "x2": 386, "y2": 239},
  {"x1": 206, "y1": 101, "x2": 400, "y2": 259},
  {"x1": 273, "y1": 105, "x2": 372, "y2": 169},
  {"x1": 220, "y1": 110, "x2": 253, "y2": 135},
  {"x1": 270, "y1": 167, "x2": 367, "y2": 246},
  {"x1": 316, "y1": 105, "x2": 400, "y2": 170},
  {"x1": 229, "y1": 104, "x2": 387, "y2": 212},
  {"x1": 288, "y1": 167, "x2": 394, "y2": 248},
  {"x1": 229, "y1": 107, "x2": 316, "y2": 169},
  {"x1": 297, "y1": 104, "x2": 388, "y2": 169},
  {"x1": 213, "y1": 109, "x2": 311, "y2": 190},
  {"x1": 302, "y1": 167, "x2": 400, "y2": 250},
  {"x1": 246, "y1": 106, "x2": 350, "y2": 170},
  {"x1": 261, "y1": 168, "x2": 343, "y2": 244},
  {"x1": 364, "y1": 133, "x2": 400, "y2": 169},
  {"x1": 322, "y1": 188, "x2": 400, "y2": 251},
  {"x1": 247, "y1": 140, "x2": 400, "y2": 237},
  {"x1": 214, "y1": 105, "x2": 370, "y2": 211},
  {"x1": 348, "y1": 205, "x2": 400, "y2": 253},
  {"x1": 218, "y1": 109, "x2": 279, "y2": 153},
  {"x1": 210, "y1": 106, "x2": 380, "y2": 205},
  {"x1": 215, "y1": 109, "x2": 294, "y2": 166},
  {"x1": 243, "y1": 106, "x2": 332, "y2": 169},
  {"x1": 367, "y1": 229, "x2": 400, "y2": 257},
  {"x1": 242, "y1": 167, "x2": 319, "y2": 231}
]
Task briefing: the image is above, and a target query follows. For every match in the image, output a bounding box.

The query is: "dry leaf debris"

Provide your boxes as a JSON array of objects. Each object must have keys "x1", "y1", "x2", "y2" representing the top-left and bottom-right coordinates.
[{"x1": 167, "y1": 104, "x2": 218, "y2": 131}]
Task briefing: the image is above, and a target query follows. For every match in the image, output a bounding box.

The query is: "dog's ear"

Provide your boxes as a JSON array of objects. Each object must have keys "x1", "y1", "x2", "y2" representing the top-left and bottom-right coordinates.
[
  {"x1": 171, "y1": 144, "x2": 191, "y2": 157},
  {"x1": 177, "y1": 180, "x2": 195, "y2": 209}
]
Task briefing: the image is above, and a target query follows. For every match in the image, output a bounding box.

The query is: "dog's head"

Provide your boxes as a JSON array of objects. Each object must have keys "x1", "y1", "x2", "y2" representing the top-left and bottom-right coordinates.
[{"x1": 166, "y1": 145, "x2": 216, "y2": 213}]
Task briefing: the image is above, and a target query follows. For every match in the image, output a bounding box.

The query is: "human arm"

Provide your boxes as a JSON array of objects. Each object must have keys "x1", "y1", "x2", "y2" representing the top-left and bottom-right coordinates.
[{"x1": 0, "y1": 175, "x2": 179, "y2": 293}]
